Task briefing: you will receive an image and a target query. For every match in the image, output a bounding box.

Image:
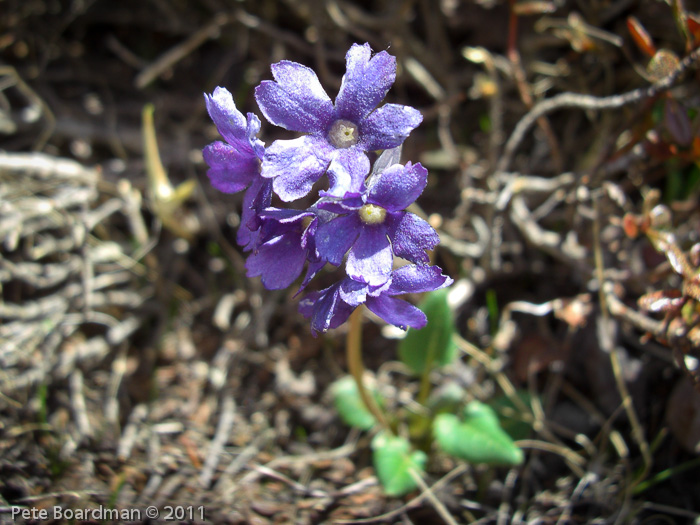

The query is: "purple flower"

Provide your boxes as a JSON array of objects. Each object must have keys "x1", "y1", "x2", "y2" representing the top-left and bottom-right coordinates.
[
  {"x1": 245, "y1": 208, "x2": 321, "y2": 290},
  {"x1": 203, "y1": 87, "x2": 271, "y2": 250},
  {"x1": 255, "y1": 43, "x2": 423, "y2": 202},
  {"x1": 315, "y1": 162, "x2": 439, "y2": 287},
  {"x1": 300, "y1": 265, "x2": 452, "y2": 335}
]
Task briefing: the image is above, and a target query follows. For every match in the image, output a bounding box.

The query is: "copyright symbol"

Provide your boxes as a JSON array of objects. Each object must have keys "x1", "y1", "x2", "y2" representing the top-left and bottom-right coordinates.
[{"x1": 145, "y1": 506, "x2": 159, "y2": 519}]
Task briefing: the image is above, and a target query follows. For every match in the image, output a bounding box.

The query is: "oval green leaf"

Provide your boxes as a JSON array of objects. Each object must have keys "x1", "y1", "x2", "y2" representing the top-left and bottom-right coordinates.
[
  {"x1": 433, "y1": 400, "x2": 524, "y2": 466},
  {"x1": 372, "y1": 433, "x2": 427, "y2": 496},
  {"x1": 331, "y1": 376, "x2": 381, "y2": 431},
  {"x1": 398, "y1": 288, "x2": 457, "y2": 375}
]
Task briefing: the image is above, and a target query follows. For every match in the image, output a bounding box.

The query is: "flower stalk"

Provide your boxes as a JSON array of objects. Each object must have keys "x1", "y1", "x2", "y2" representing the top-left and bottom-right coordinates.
[{"x1": 346, "y1": 306, "x2": 392, "y2": 434}]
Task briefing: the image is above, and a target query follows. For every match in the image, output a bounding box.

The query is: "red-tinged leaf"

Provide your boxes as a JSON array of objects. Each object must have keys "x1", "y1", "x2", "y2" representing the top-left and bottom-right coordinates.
[
  {"x1": 664, "y1": 98, "x2": 693, "y2": 146},
  {"x1": 622, "y1": 213, "x2": 640, "y2": 239},
  {"x1": 638, "y1": 290, "x2": 684, "y2": 313},
  {"x1": 692, "y1": 136, "x2": 700, "y2": 159},
  {"x1": 627, "y1": 16, "x2": 657, "y2": 57},
  {"x1": 644, "y1": 136, "x2": 675, "y2": 161},
  {"x1": 687, "y1": 14, "x2": 700, "y2": 47}
]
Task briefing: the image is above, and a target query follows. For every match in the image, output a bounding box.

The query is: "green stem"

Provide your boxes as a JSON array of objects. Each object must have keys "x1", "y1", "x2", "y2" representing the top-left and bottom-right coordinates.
[
  {"x1": 632, "y1": 456, "x2": 700, "y2": 495},
  {"x1": 346, "y1": 306, "x2": 392, "y2": 433}
]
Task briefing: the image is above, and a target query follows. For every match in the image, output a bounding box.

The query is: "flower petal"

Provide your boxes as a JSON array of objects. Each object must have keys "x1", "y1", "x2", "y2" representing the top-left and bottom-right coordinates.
[
  {"x1": 255, "y1": 61, "x2": 333, "y2": 133},
  {"x1": 258, "y1": 207, "x2": 314, "y2": 223},
  {"x1": 339, "y1": 278, "x2": 369, "y2": 306},
  {"x1": 367, "y1": 161, "x2": 428, "y2": 211},
  {"x1": 326, "y1": 148, "x2": 370, "y2": 197},
  {"x1": 256, "y1": 208, "x2": 315, "y2": 246},
  {"x1": 387, "y1": 211, "x2": 439, "y2": 264},
  {"x1": 299, "y1": 283, "x2": 354, "y2": 335},
  {"x1": 366, "y1": 294, "x2": 427, "y2": 330},
  {"x1": 204, "y1": 87, "x2": 263, "y2": 154},
  {"x1": 360, "y1": 103, "x2": 423, "y2": 151},
  {"x1": 316, "y1": 193, "x2": 364, "y2": 214},
  {"x1": 347, "y1": 226, "x2": 392, "y2": 286},
  {"x1": 387, "y1": 265, "x2": 453, "y2": 295},
  {"x1": 316, "y1": 213, "x2": 361, "y2": 266},
  {"x1": 295, "y1": 258, "x2": 327, "y2": 296},
  {"x1": 261, "y1": 135, "x2": 333, "y2": 201},
  {"x1": 245, "y1": 232, "x2": 306, "y2": 289},
  {"x1": 244, "y1": 178, "x2": 273, "y2": 227},
  {"x1": 335, "y1": 43, "x2": 396, "y2": 122},
  {"x1": 203, "y1": 141, "x2": 258, "y2": 194},
  {"x1": 237, "y1": 178, "x2": 272, "y2": 251}
]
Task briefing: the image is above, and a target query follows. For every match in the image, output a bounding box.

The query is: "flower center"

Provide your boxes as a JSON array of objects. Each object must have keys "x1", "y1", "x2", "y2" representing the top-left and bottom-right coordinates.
[
  {"x1": 301, "y1": 215, "x2": 314, "y2": 230},
  {"x1": 358, "y1": 204, "x2": 387, "y2": 225},
  {"x1": 328, "y1": 120, "x2": 359, "y2": 149}
]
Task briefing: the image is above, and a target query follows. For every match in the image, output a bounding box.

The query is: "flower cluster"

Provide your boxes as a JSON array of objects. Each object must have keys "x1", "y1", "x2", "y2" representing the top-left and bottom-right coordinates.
[{"x1": 203, "y1": 43, "x2": 452, "y2": 334}]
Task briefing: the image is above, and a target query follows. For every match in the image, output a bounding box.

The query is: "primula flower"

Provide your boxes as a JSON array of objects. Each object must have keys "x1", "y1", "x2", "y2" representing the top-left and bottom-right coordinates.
[
  {"x1": 315, "y1": 162, "x2": 440, "y2": 287},
  {"x1": 255, "y1": 43, "x2": 423, "y2": 202},
  {"x1": 245, "y1": 208, "x2": 321, "y2": 290},
  {"x1": 203, "y1": 87, "x2": 271, "y2": 250},
  {"x1": 300, "y1": 265, "x2": 453, "y2": 335}
]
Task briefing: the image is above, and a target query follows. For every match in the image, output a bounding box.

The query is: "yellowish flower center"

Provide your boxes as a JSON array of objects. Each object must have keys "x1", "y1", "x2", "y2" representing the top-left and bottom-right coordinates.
[
  {"x1": 359, "y1": 204, "x2": 386, "y2": 225},
  {"x1": 301, "y1": 215, "x2": 314, "y2": 230},
  {"x1": 328, "y1": 119, "x2": 359, "y2": 149}
]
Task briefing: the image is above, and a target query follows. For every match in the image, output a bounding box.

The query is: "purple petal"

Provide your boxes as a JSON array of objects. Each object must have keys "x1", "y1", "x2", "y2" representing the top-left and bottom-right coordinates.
[
  {"x1": 387, "y1": 265, "x2": 453, "y2": 295},
  {"x1": 243, "y1": 178, "x2": 273, "y2": 227},
  {"x1": 298, "y1": 288, "x2": 323, "y2": 318},
  {"x1": 255, "y1": 61, "x2": 333, "y2": 133},
  {"x1": 335, "y1": 43, "x2": 396, "y2": 122},
  {"x1": 259, "y1": 207, "x2": 314, "y2": 223},
  {"x1": 257, "y1": 208, "x2": 315, "y2": 244},
  {"x1": 261, "y1": 135, "x2": 333, "y2": 201},
  {"x1": 245, "y1": 232, "x2": 306, "y2": 289},
  {"x1": 339, "y1": 278, "x2": 370, "y2": 306},
  {"x1": 299, "y1": 283, "x2": 354, "y2": 335},
  {"x1": 203, "y1": 141, "x2": 258, "y2": 194},
  {"x1": 386, "y1": 211, "x2": 439, "y2": 264},
  {"x1": 367, "y1": 161, "x2": 427, "y2": 211},
  {"x1": 360, "y1": 104, "x2": 423, "y2": 151},
  {"x1": 366, "y1": 294, "x2": 427, "y2": 330},
  {"x1": 326, "y1": 148, "x2": 370, "y2": 197},
  {"x1": 237, "y1": 224, "x2": 260, "y2": 252},
  {"x1": 347, "y1": 226, "x2": 392, "y2": 286},
  {"x1": 237, "y1": 178, "x2": 272, "y2": 250},
  {"x1": 316, "y1": 213, "x2": 361, "y2": 266},
  {"x1": 316, "y1": 193, "x2": 364, "y2": 214},
  {"x1": 295, "y1": 259, "x2": 327, "y2": 296},
  {"x1": 204, "y1": 87, "x2": 263, "y2": 155},
  {"x1": 300, "y1": 215, "x2": 318, "y2": 252}
]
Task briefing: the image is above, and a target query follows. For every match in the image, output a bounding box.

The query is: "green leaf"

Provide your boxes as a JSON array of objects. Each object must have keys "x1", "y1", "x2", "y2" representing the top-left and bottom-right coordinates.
[
  {"x1": 434, "y1": 401, "x2": 524, "y2": 466},
  {"x1": 372, "y1": 433, "x2": 427, "y2": 496},
  {"x1": 331, "y1": 376, "x2": 381, "y2": 431},
  {"x1": 398, "y1": 288, "x2": 457, "y2": 375},
  {"x1": 488, "y1": 390, "x2": 535, "y2": 441}
]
